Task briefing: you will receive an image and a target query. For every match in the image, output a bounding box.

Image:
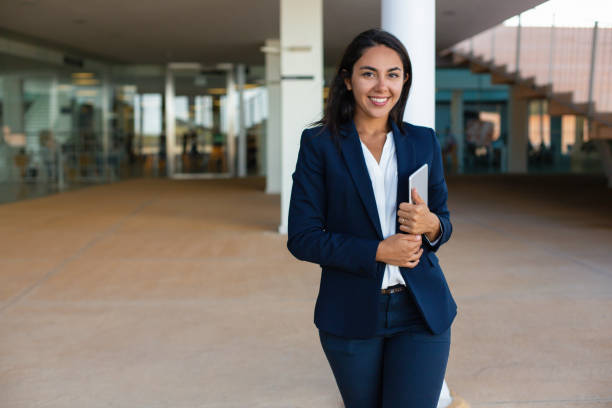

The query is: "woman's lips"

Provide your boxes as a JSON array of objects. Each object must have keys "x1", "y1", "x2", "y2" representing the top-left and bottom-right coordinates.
[{"x1": 369, "y1": 96, "x2": 390, "y2": 106}]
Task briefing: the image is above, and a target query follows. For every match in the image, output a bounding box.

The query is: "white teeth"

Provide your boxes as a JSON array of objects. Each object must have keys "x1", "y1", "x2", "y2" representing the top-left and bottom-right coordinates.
[{"x1": 370, "y1": 97, "x2": 388, "y2": 103}]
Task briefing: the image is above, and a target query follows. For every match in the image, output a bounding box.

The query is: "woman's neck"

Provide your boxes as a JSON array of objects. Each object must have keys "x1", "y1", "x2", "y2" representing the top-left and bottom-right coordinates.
[{"x1": 354, "y1": 112, "x2": 389, "y2": 139}]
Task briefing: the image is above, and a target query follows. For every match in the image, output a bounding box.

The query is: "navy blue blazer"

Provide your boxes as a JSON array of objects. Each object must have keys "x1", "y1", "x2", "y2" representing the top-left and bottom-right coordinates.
[{"x1": 287, "y1": 120, "x2": 456, "y2": 339}]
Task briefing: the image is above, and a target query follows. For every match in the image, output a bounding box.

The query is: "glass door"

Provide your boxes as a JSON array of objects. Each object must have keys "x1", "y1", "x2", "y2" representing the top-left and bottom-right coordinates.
[{"x1": 166, "y1": 64, "x2": 231, "y2": 178}]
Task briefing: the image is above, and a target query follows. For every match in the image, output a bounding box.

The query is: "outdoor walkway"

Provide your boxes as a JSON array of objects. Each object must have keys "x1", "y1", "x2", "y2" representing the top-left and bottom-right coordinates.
[{"x1": 0, "y1": 175, "x2": 611, "y2": 407}]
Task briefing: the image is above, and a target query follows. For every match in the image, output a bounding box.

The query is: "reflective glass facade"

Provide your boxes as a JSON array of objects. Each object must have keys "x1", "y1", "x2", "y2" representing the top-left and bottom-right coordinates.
[
  {"x1": 1, "y1": 42, "x2": 609, "y2": 204},
  {"x1": 0, "y1": 47, "x2": 269, "y2": 203}
]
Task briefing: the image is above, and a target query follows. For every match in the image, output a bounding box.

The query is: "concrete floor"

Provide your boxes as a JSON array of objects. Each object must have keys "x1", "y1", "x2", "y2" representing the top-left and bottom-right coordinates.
[{"x1": 0, "y1": 175, "x2": 611, "y2": 408}]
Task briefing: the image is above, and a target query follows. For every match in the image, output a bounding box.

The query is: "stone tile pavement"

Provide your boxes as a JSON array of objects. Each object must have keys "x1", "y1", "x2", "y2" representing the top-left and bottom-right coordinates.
[{"x1": 0, "y1": 175, "x2": 610, "y2": 407}]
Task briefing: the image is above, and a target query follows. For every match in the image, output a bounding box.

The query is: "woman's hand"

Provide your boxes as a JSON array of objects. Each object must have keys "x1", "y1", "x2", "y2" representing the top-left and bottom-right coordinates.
[
  {"x1": 376, "y1": 233, "x2": 423, "y2": 268},
  {"x1": 397, "y1": 188, "x2": 441, "y2": 242}
]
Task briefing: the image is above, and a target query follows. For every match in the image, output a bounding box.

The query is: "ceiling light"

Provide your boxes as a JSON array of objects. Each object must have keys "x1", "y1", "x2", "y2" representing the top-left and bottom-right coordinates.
[
  {"x1": 73, "y1": 78, "x2": 100, "y2": 86},
  {"x1": 208, "y1": 88, "x2": 226, "y2": 95},
  {"x1": 72, "y1": 72, "x2": 95, "y2": 79}
]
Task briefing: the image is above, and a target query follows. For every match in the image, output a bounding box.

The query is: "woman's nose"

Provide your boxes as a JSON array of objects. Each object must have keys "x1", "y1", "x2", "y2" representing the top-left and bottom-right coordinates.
[{"x1": 374, "y1": 76, "x2": 388, "y2": 91}]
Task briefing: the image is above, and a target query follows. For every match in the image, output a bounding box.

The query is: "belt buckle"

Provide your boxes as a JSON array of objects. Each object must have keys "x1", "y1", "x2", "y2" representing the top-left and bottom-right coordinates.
[{"x1": 381, "y1": 285, "x2": 405, "y2": 295}]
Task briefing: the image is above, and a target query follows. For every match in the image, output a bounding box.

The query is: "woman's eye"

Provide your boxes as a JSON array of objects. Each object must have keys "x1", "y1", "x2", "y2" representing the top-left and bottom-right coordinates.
[
  {"x1": 362, "y1": 72, "x2": 374, "y2": 78},
  {"x1": 389, "y1": 73, "x2": 399, "y2": 78}
]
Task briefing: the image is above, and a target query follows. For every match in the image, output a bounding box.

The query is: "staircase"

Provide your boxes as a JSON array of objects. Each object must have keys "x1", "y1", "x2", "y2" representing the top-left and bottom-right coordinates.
[{"x1": 443, "y1": 23, "x2": 612, "y2": 186}]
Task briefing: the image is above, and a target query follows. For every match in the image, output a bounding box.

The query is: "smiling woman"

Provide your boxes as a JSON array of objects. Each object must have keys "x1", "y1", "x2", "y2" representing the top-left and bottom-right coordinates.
[
  {"x1": 287, "y1": 29, "x2": 455, "y2": 408},
  {"x1": 345, "y1": 46, "x2": 407, "y2": 122}
]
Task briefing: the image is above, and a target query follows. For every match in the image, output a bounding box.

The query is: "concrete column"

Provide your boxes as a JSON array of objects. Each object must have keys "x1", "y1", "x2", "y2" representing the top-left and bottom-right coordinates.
[
  {"x1": 382, "y1": 0, "x2": 435, "y2": 128},
  {"x1": 226, "y1": 66, "x2": 237, "y2": 176},
  {"x1": 164, "y1": 66, "x2": 176, "y2": 177},
  {"x1": 508, "y1": 86, "x2": 529, "y2": 173},
  {"x1": 383, "y1": 3, "x2": 453, "y2": 407},
  {"x1": 278, "y1": 0, "x2": 323, "y2": 234},
  {"x1": 451, "y1": 90, "x2": 464, "y2": 174},
  {"x1": 4, "y1": 76, "x2": 24, "y2": 134},
  {"x1": 550, "y1": 115, "x2": 562, "y2": 168},
  {"x1": 237, "y1": 64, "x2": 247, "y2": 177},
  {"x1": 263, "y1": 39, "x2": 282, "y2": 194}
]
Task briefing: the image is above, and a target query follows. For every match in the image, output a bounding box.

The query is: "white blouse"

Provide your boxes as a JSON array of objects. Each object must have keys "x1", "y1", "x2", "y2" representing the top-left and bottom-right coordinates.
[{"x1": 359, "y1": 131, "x2": 441, "y2": 289}]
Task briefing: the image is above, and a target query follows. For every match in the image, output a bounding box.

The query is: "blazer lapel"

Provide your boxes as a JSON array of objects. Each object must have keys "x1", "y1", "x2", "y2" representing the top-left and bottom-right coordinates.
[
  {"x1": 339, "y1": 122, "x2": 384, "y2": 240},
  {"x1": 391, "y1": 121, "x2": 416, "y2": 231}
]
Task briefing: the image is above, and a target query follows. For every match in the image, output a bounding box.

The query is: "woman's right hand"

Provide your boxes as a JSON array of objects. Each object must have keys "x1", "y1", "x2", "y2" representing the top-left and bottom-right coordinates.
[{"x1": 375, "y1": 233, "x2": 423, "y2": 268}]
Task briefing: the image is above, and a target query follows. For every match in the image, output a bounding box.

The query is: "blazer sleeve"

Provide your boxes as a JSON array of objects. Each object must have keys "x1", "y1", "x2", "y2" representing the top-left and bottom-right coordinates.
[
  {"x1": 287, "y1": 130, "x2": 380, "y2": 279},
  {"x1": 424, "y1": 128, "x2": 453, "y2": 252}
]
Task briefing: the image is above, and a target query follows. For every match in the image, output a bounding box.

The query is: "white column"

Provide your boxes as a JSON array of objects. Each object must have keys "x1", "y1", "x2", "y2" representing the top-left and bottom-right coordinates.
[
  {"x1": 383, "y1": 3, "x2": 453, "y2": 407},
  {"x1": 451, "y1": 90, "x2": 464, "y2": 174},
  {"x1": 263, "y1": 38, "x2": 282, "y2": 194},
  {"x1": 237, "y1": 64, "x2": 247, "y2": 177},
  {"x1": 382, "y1": 0, "x2": 435, "y2": 128},
  {"x1": 279, "y1": 0, "x2": 323, "y2": 234},
  {"x1": 164, "y1": 65, "x2": 176, "y2": 177},
  {"x1": 508, "y1": 85, "x2": 528, "y2": 173},
  {"x1": 226, "y1": 66, "x2": 237, "y2": 176}
]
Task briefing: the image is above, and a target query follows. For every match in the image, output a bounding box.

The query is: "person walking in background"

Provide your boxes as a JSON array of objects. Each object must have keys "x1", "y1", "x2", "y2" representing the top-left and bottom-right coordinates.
[{"x1": 287, "y1": 29, "x2": 456, "y2": 408}]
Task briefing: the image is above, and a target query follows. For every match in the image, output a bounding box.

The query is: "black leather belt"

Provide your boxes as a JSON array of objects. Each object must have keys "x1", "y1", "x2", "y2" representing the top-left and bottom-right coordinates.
[{"x1": 381, "y1": 285, "x2": 407, "y2": 295}]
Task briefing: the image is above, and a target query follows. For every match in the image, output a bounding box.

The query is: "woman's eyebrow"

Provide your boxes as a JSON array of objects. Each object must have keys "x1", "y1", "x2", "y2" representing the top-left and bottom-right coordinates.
[{"x1": 358, "y1": 66, "x2": 402, "y2": 72}]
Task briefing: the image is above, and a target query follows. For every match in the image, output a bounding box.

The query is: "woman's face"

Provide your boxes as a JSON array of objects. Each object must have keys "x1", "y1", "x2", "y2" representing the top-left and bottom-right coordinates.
[{"x1": 344, "y1": 45, "x2": 408, "y2": 123}]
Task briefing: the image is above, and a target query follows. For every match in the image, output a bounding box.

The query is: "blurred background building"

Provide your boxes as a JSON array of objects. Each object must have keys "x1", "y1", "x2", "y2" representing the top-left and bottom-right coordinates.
[{"x1": 0, "y1": 0, "x2": 610, "y2": 207}]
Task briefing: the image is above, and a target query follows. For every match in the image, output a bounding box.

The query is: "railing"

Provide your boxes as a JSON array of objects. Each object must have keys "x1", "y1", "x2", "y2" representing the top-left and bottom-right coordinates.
[
  {"x1": 0, "y1": 131, "x2": 160, "y2": 188},
  {"x1": 0, "y1": 128, "x2": 239, "y2": 186},
  {"x1": 450, "y1": 15, "x2": 612, "y2": 184},
  {"x1": 452, "y1": 18, "x2": 612, "y2": 124}
]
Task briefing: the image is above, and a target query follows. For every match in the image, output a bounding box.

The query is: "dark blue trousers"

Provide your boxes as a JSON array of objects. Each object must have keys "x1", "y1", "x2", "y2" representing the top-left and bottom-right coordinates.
[{"x1": 318, "y1": 288, "x2": 450, "y2": 408}]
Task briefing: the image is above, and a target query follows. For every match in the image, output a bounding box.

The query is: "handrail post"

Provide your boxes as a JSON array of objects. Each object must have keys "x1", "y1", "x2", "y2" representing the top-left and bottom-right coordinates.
[
  {"x1": 490, "y1": 27, "x2": 496, "y2": 62},
  {"x1": 547, "y1": 14, "x2": 556, "y2": 89},
  {"x1": 587, "y1": 21, "x2": 599, "y2": 122},
  {"x1": 515, "y1": 13, "x2": 522, "y2": 79}
]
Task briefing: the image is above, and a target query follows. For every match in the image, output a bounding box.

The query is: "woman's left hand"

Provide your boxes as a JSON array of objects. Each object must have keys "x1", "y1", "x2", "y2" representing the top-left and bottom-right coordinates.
[{"x1": 397, "y1": 188, "x2": 441, "y2": 241}]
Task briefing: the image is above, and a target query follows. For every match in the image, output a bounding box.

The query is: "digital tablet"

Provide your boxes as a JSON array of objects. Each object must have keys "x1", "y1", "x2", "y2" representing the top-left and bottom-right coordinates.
[{"x1": 408, "y1": 163, "x2": 428, "y2": 205}]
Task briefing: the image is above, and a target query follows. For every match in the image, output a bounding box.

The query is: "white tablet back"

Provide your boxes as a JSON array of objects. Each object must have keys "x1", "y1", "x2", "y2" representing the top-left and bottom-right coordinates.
[{"x1": 408, "y1": 163, "x2": 428, "y2": 206}]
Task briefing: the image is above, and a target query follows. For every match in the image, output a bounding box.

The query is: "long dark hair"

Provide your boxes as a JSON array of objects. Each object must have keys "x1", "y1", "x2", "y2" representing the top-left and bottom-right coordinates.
[{"x1": 315, "y1": 29, "x2": 412, "y2": 140}]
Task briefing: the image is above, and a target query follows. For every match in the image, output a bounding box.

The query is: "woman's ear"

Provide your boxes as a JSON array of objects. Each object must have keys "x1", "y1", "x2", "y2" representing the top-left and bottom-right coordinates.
[{"x1": 344, "y1": 78, "x2": 352, "y2": 91}]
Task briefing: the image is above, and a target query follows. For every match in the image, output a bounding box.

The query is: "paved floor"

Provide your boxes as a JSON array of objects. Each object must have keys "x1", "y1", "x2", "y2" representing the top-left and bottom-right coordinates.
[{"x1": 0, "y1": 175, "x2": 611, "y2": 408}]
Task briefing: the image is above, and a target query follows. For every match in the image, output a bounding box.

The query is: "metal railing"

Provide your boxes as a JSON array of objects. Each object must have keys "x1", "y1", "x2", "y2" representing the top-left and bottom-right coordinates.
[
  {"x1": 450, "y1": 16, "x2": 612, "y2": 183},
  {"x1": 452, "y1": 18, "x2": 612, "y2": 124},
  {"x1": 0, "y1": 130, "x2": 159, "y2": 189}
]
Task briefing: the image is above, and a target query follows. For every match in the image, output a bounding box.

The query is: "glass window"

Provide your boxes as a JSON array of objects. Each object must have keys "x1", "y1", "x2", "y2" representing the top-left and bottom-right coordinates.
[
  {"x1": 194, "y1": 95, "x2": 213, "y2": 128},
  {"x1": 142, "y1": 94, "x2": 162, "y2": 135},
  {"x1": 174, "y1": 96, "x2": 189, "y2": 123}
]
